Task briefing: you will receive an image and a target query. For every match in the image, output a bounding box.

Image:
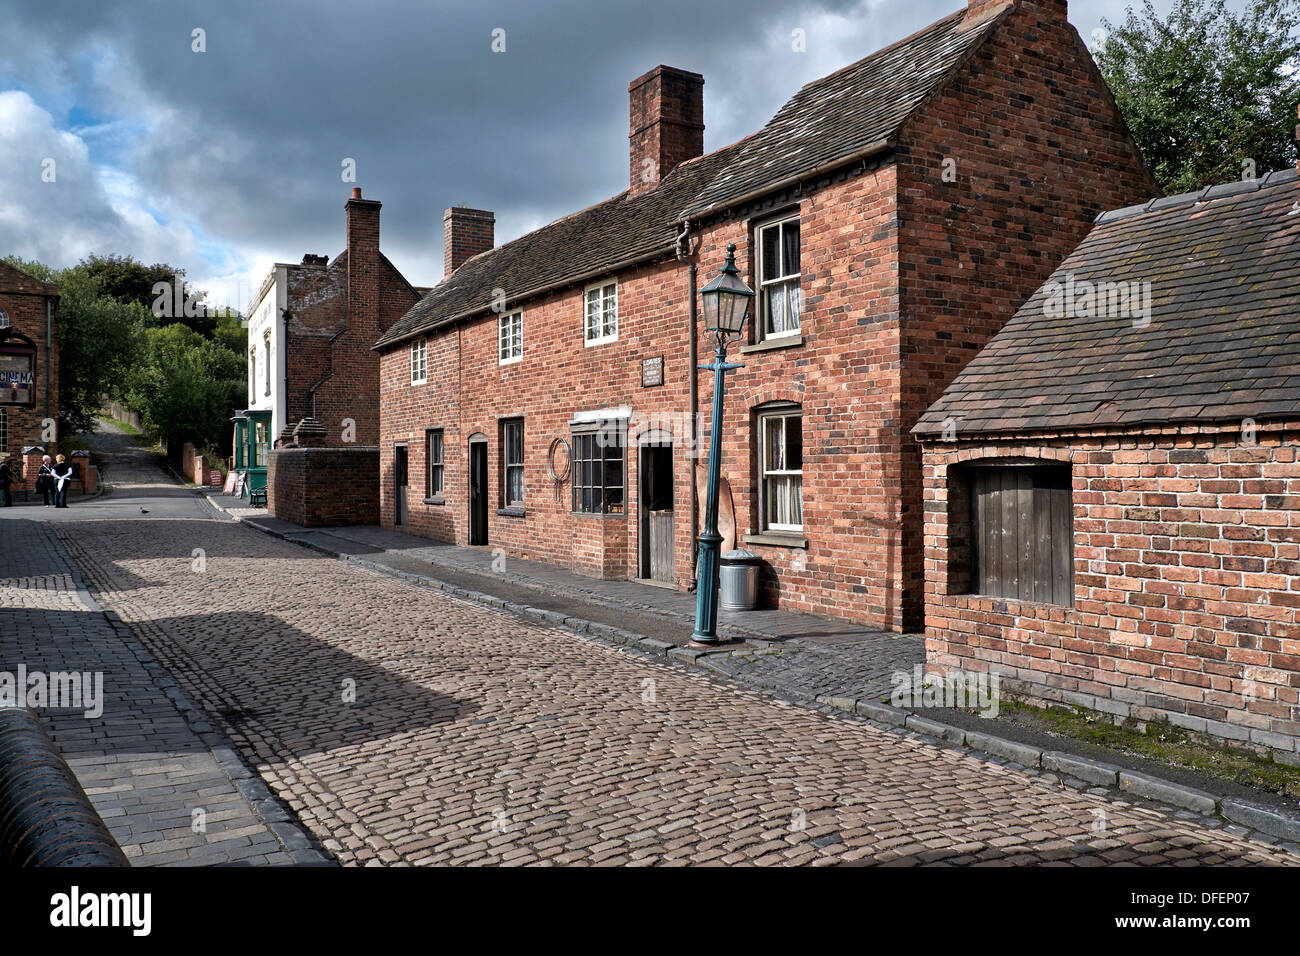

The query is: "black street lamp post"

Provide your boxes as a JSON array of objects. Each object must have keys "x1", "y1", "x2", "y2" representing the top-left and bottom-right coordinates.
[{"x1": 691, "y1": 243, "x2": 755, "y2": 645}]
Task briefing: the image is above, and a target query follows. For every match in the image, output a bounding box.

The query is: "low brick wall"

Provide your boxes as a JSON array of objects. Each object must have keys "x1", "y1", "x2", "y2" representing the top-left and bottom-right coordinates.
[
  {"x1": 921, "y1": 428, "x2": 1300, "y2": 758},
  {"x1": 269, "y1": 446, "x2": 379, "y2": 527}
]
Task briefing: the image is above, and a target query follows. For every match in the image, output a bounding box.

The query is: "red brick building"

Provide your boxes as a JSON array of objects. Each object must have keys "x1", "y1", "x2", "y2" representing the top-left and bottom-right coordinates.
[
  {"x1": 252, "y1": 188, "x2": 422, "y2": 523},
  {"x1": 374, "y1": 0, "x2": 1155, "y2": 631},
  {"x1": 0, "y1": 260, "x2": 58, "y2": 476},
  {"x1": 915, "y1": 163, "x2": 1300, "y2": 755}
]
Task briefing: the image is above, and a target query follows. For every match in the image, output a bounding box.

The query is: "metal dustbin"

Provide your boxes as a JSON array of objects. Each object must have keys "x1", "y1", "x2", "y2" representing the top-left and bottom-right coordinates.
[{"x1": 719, "y1": 549, "x2": 762, "y2": 611}]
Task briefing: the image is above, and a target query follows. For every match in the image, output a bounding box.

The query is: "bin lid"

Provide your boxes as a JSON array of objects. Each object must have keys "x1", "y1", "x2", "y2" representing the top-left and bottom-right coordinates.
[{"x1": 720, "y1": 549, "x2": 762, "y2": 565}]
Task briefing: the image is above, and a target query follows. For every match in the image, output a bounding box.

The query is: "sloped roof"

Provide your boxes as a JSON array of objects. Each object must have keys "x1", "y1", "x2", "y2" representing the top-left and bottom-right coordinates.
[
  {"x1": 0, "y1": 260, "x2": 58, "y2": 296},
  {"x1": 914, "y1": 168, "x2": 1300, "y2": 438},
  {"x1": 373, "y1": 142, "x2": 742, "y2": 350},
  {"x1": 376, "y1": 4, "x2": 1011, "y2": 351},
  {"x1": 679, "y1": 6, "x2": 1008, "y2": 219}
]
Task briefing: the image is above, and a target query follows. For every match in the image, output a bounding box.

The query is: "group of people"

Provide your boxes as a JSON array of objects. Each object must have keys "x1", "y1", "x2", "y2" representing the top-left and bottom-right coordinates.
[{"x1": 0, "y1": 453, "x2": 75, "y2": 508}]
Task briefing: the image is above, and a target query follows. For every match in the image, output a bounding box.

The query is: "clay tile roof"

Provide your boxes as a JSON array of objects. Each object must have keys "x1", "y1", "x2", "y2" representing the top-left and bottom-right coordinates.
[
  {"x1": 679, "y1": 6, "x2": 1007, "y2": 219},
  {"x1": 914, "y1": 168, "x2": 1300, "y2": 438},
  {"x1": 373, "y1": 143, "x2": 741, "y2": 350},
  {"x1": 376, "y1": 4, "x2": 1011, "y2": 352}
]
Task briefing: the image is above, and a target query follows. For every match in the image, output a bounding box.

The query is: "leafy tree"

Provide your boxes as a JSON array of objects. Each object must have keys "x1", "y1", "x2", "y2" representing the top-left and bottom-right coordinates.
[
  {"x1": 211, "y1": 309, "x2": 250, "y2": 358},
  {"x1": 3, "y1": 256, "x2": 149, "y2": 436},
  {"x1": 1096, "y1": 0, "x2": 1300, "y2": 194},
  {"x1": 80, "y1": 253, "x2": 216, "y2": 336},
  {"x1": 126, "y1": 324, "x2": 243, "y2": 453}
]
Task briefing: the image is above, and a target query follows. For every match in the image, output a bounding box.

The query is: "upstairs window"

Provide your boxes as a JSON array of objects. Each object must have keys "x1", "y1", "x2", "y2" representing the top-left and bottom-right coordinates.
[
  {"x1": 757, "y1": 215, "x2": 801, "y2": 340},
  {"x1": 499, "y1": 310, "x2": 522, "y2": 364},
  {"x1": 410, "y1": 337, "x2": 427, "y2": 385},
  {"x1": 968, "y1": 464, "x2": 1073, "y2": 606},
  {"x1": 263, "y1": 331, "x2": 272, "y2": 397},
  {"x1": 501, "y1": 418, "x2": 524, "y2": 508},
  {"x1": 584, "y1": 281, "x2": 618, "y2": 346},
  {"x1": 425, "y1": 428, "x2": 444, "y2": 498},
  {"x1": 759, "y1": 406, "x2": 803, "y2": 532},
  {"x1": 0, "y1": 308, "x2": 9, "y2": 328}
]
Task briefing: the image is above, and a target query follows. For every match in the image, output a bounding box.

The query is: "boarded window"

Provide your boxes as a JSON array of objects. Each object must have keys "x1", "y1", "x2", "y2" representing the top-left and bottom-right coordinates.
[{"x1": 969, "y1": 465, "x2": 1072, "y2": 606}]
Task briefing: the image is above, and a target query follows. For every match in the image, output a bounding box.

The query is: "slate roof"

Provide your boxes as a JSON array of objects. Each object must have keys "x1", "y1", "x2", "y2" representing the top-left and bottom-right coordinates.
[
  {"x1": 914, "y1": 168, "x2": 1300, "y2": 438},
  {"x1": 375, "y1": 4, "x2": 1010, "y2": 351},
  {"x1": 373, "y1": 142, "x2": 743, "y2": 349},
  {"x1": 679, "y1": 6, "x2": 1006, "y2": 219}
]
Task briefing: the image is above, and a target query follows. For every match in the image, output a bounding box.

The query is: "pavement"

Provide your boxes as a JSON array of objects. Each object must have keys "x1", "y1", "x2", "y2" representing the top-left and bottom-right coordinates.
[
  {"x1": 0, "y1": 421, "x2": 327, "y2": 865},
  {"x1": 199, "y1": 489, "x2": 1300, "y2": 825}
]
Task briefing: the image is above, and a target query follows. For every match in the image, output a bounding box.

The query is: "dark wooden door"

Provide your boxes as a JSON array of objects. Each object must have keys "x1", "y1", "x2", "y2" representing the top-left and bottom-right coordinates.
[
  {"x1": 394, "y1": 445, "x2": 408, "y2": 527},
  {"x1": 639, "y1": 444, "x2": 674, "y2": 583},
  {"x1": 468, "y1": 440, "x2": 488, "y2": 546}
]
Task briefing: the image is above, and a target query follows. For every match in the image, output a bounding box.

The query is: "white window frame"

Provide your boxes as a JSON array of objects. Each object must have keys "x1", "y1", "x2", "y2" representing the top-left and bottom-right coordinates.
[
  {"x1": 425, "y1": 428, "x2": 444, "y2": 498},
  {"x1": 755, "y1": 213, "x2": 802, "y2": 342},
  {"x1": 583, "y1": 280, "x2": 618, "y2": 347},
  {"x1": 758, "y1": 406, "x2": 803, "y2": 533},
  {"x1": 0, "y1": 308, "x2": 9, "y2": 328},
  {"x1": 498, "y1": 310, "x2": 523, "y2": 365},
  {"x1": 263, "y1": 331, "x2": 272, "y2": 397},
  {"x1": 501, "y1": 418, "x2": 525, "y2": 508},
  {"x1": 410, "y1": 337, "x2": 428, "y2": 385}
]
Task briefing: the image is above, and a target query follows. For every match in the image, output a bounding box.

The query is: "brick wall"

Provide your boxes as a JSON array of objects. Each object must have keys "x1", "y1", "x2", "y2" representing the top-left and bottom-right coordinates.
[
  {"x1": 891, "y1": 0, "x2": 1159, "y2": 628},
  {"x1": 374, "y1": 0, "x2": 1154, "y2": 630},
  {"x1": 269, "y1": 446, "x2": 380, "y2": 527},
  {"x1": 921, "y1": 426, "x2": 1300, "y2": 756},
  {"x1": 0, "y1": 270, "x2": 58, "y2": 461}
]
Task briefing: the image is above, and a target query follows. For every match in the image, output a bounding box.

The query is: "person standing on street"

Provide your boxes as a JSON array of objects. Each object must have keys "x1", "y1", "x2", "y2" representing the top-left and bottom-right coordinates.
[
  {"x1": 37, "y1": 454, "x2": 54, "y2": 506},
  {"x1": 52, "y1": 454, "x2": 73, "y2": 509}
]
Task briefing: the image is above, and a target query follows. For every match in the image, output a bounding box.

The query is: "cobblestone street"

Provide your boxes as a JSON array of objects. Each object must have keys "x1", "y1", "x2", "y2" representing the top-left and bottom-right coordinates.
[{"x1": 48, "y1": 501, "x2": 1300, "y2": 865}]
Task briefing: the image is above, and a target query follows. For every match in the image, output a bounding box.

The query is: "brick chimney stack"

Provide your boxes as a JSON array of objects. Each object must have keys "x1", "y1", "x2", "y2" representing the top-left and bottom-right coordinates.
[
  {"x1": 628, "y1": 65, "x2": 704, "y2": 195},
  {"x1": 443, "y1": 207, "x2": 495, "y2": 276},
  {"x1": 346, "y1": 187, "x2": 382, "y2": 336},
  {"x1": 962, "y1": 0, "x2": 1021, "y2": 26}
]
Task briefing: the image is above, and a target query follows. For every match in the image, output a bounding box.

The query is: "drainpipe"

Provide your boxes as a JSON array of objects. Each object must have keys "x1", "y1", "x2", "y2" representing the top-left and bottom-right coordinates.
[
  {"x1": 45, "y1": 299, "x2": 52, "y2": 428},
  {"x1": 676, "y1": 220, "x2": 700, "y2": 584}
]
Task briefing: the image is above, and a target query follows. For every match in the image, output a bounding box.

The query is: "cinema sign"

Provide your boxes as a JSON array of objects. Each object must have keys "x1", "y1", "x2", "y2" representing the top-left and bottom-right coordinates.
[{"x1": 0, "y1": 330, "x2": 37, "y2": 406}]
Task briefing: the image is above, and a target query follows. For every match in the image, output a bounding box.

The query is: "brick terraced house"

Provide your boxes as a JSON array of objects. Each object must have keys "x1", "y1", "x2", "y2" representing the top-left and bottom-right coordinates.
[
  {"x1": 0, "y1": 259, "x2": 58, "y2": 474},
  {"x1": 247, "y1": 188, "x2": 422, "y2": 523},
  {"x1": 915, "y1": 161, "x2": 1300, "y2": 754},
  {"x1": 374, "y1": 0, "x2": 1156, "y2": 631}
]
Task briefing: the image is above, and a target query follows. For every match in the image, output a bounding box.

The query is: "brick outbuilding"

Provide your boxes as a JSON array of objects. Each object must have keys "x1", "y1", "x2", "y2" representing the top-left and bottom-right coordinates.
[
  {"x1": 374, "y1": 0, "x2": 1155, "y2": 632},
  {"x1": 915, "y1": 165, "x2": 1300, "y2": 755}
]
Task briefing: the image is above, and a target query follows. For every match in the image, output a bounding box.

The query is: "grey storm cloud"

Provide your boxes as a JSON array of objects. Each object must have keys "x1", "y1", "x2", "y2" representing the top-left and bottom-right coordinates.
[{"x1": 0, "y1": 0, "x2": 1133, "y2": 290}]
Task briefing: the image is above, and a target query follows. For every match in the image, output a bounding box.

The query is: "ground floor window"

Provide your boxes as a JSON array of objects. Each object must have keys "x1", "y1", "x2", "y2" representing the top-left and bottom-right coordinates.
[
  {"x1": 572, "y1": 422, "x2": 624, "y2": 515},
  {"x1": 968, "y1": 464, "x2": 1073, "y2": 606},
  {"x1": 425, "y1": 428, "x2": 444, "y2": 498},
  {"x1": 501, "y1": 418, "x2": 524, "y2": 507},
  {"x1": 759, "y1": 405, "x2": 803, "y2": 532}
]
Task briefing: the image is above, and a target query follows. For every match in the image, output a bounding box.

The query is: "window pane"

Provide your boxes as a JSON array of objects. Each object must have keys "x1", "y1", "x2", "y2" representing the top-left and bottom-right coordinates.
[
  {"x1": 765, "y1": 416, "x2": 785, "y2": 471},
  {"x1": 761, "y1": 225, "x2": 780, "y2": 282},
  {"x1": 765, "y1": 286, "x2": 786, "y2": 335},
  {"x1": 786, "y1": 282, "x2": 802, "y2": 332},
  {"x1": 782, "y1": 220, "x2": 800, "y2": 277},
  {"x1": 786, "y1": 415, "x2": 802, "y2": 469}
]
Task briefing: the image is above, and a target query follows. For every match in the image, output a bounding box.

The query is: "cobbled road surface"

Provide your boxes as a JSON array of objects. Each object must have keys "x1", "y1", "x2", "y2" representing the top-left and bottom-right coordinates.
[{"x1": 53, "y1": 509, "x2": 1300, "y2": 867}]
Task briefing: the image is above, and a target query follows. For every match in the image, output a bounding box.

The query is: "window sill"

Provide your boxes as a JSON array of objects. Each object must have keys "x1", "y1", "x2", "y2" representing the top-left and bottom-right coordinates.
[
  {"x1": 740, "y1": 334, "x2": 803, "y2": 354},
  {"x1": 423, "y1": 496, "x2": 445, "y2": 506},
  {"x1": 743, "y1": 532, "x2": 807, "y2": 549},
  {"x1": 571, "y1": 511, "x2": 627, "y2": 520},
  {"x1": 496, "y1": 507, "x2": 526, "y2": 518}
]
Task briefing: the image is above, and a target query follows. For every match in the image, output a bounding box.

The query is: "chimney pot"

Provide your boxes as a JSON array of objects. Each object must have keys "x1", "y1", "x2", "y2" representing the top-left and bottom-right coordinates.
[
  {"x1": 443, "y1": 207, "x2": 495, "y2": 276},
  {"x1": 628, "y1": 65, "x2": 704, "y2": 195},
  {"x1": 351, "y1": 187, "x2": 362, "y2": 199}
]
